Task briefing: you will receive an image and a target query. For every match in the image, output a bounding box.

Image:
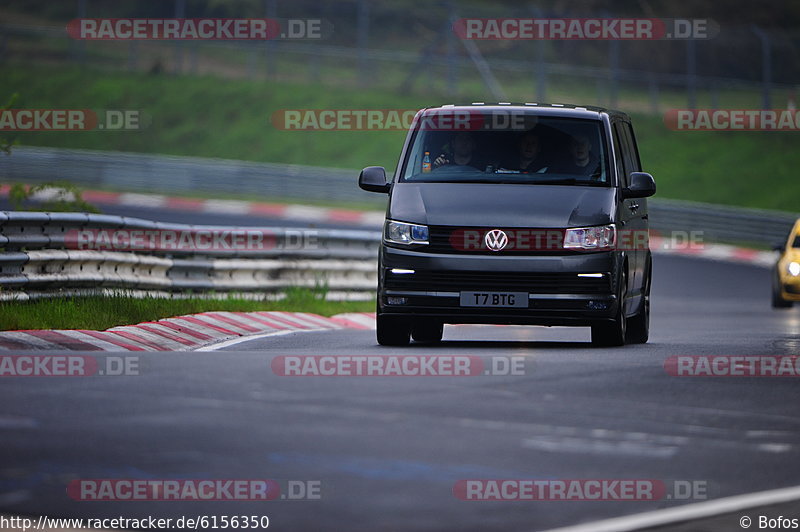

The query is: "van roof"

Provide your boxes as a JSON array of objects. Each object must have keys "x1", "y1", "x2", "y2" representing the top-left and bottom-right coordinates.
[{"x1": 425, "y1": 103, "x2": 631, "y2": 122}]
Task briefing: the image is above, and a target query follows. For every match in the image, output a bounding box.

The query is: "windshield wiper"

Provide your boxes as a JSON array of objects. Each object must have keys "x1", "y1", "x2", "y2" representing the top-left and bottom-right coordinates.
[
  {"x1": 443, "y1": 179, "x2": 528, "y2": 184},
  {"x1": 528, "y1": 178, "x2": 578, "y2": 185},
  {"x1": 526, "y1": 178, "x2": 608, "y2": 186}
]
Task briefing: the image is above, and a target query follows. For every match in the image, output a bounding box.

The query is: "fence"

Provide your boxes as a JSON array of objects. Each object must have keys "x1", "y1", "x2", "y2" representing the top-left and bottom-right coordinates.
[{"x1": 2, "y1": 1, "x2": 799, "y2": 114}]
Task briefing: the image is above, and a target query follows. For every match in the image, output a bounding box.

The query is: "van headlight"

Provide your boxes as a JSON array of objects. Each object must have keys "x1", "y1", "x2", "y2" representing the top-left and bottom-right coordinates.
[
  {"x1": 384, "y1": 220, "x2": 429, "y2": 245},
  {"x1": 564, "y1": 224, "x2": 616, "y2": 250},
  {"x1": 788, "y1": 261, "x2": 800, "y2": 276}
]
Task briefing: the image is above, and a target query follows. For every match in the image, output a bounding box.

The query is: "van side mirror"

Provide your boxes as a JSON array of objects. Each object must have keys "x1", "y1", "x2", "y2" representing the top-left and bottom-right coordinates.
[
  {"x1": 623, "y1": 172, "x2": 656, "y2": 199},
  {"x1": 358, "y1": 166, "x2": 391, "y2": 193},
  {"x1": 774, "y1": 243, "x2": 786, "y2": 253}
]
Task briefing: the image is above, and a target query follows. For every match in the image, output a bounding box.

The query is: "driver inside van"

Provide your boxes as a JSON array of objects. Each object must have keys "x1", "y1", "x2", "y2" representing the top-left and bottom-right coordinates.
[
  {"x1": 509, "y1": 130, "x2": 548, "y2": 173},
  {"x1": 432, "y1": 131, "x2": 481, "y2": 169}
]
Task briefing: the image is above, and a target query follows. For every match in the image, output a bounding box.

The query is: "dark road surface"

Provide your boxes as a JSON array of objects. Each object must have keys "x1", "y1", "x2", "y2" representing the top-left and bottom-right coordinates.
[{"x1": 2, "y1": 252, "x2": 800, "y2": 531}]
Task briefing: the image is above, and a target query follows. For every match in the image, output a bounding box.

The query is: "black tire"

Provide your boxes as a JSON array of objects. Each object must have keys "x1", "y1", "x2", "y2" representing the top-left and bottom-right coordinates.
[
  {"x1": 626, "y1": 260, "x2": 651, "y2": 344},
  {"x1": 376, "y1": 314, "x2": 411, "y2": 346},
  {"x1": 772, "y1": 271, "x2": 793, "y2": 308},
  {"x1": 591, "y1": 270, "x2": 627, "y2": 347},
  {"x1": 412, "y1": 320, "x2": 444, "y2": 343}
]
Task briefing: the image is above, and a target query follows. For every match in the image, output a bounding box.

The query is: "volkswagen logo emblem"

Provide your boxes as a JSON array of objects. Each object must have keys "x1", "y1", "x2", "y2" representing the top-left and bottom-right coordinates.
[{"x1": 484, "y1": 229, "x2": 508, "y2": 251}]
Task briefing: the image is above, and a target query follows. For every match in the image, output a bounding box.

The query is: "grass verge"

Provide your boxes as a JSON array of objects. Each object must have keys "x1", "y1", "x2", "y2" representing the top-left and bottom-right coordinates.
[
  {"x1": 0, "y1": 289, "x2": 375, "y2": 331},
  {"x1": 2, "y1": 64, "x2": 800, "y2": 212}
]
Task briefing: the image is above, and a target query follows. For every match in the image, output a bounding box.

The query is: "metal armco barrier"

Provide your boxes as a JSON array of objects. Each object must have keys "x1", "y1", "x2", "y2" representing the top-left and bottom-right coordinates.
[
  {"x1": 0, "y1": 146, "x2": 382, "y2": 205},
  {"x1": 2, "y1": 148, "x2": 799, "y2": 300},
  {"x1": 2, "y1": 147, "x2": 798, "y2": 247},
  {"x1": 0, "y1": 212, "x2": 381, "y2": 298},
  {"x1": 647, "y1": 198, "x2": 798, "y2": 247},
  {"x1": 1, "y1": 200, "x2": 794, "y2": 300}
]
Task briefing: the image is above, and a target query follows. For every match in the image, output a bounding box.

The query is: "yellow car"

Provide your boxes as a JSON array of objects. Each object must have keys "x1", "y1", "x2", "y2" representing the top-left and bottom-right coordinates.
[{"x1": 773, "y1": 219, "x2": 800, "y2": 308}]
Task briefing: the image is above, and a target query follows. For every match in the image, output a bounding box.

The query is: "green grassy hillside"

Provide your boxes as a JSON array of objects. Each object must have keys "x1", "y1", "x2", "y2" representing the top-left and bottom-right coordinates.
[{"x1": 2, "y1": 65, "x2": 798, "y2": 212}]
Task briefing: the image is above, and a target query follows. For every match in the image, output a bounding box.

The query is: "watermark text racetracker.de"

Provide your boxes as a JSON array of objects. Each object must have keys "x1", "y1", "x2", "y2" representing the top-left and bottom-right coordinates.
[
  {"x1": 453, "y1": 18, "x2": 718, "y2": 40},
  {"x1": 272, "y1": 355, "x2": 526, "y2": 377},
  {"x1": 445, "y1": 228, "x2": 702, "y2": 252},
  {"x1": 665, "y1": 356, "x2": 800, "y2": 377},
  {"x1": 67, "y1": 18, "x2": 330, "y2": 40},
  {"x1": 65, "y1": 228, "x2": 318, "y2": 252},
  {"x1": 0, "y1": 355, "x2": 139, "y2": 377},
  {"x1": 454, "y1": 479, "x2": 709, "y2": 501},
  {"x1": 665, "y1": 109, "x2": 800, "y2": 131},
  {"x1": 68, "y1": 478, "x2": 321, "y2": 501},
  {"x1": 0, "y1": 109, "x2": 145, "y2": 131},
  {"x1": 271, "y1": 108, "x2": 537, "y2": 132}
]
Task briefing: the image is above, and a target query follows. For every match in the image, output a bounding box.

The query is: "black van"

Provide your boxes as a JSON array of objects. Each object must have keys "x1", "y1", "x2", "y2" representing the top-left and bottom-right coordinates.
[{"x1": 359, "y1": 103, "x2": 656, "y2": 347}]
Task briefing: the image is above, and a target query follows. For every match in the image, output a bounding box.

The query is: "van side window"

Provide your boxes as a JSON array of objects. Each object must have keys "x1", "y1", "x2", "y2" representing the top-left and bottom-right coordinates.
[
  {"x1": 612, "y1": 123, "x2": 628, "y2": 187},
  {"x1": 621, "y1": 123, "x2": 641, "y2": 173}
]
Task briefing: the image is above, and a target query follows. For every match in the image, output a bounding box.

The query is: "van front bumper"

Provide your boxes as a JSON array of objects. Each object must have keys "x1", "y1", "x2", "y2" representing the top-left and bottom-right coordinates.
[{"x1": 378, "y1": 246, "x2": 624, "y2": 326}]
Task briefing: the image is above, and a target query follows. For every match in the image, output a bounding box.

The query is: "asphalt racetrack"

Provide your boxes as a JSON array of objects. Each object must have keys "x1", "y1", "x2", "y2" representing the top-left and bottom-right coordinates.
[{"x1": 3, "y1": 246, "x2": 800, "y2": 530}]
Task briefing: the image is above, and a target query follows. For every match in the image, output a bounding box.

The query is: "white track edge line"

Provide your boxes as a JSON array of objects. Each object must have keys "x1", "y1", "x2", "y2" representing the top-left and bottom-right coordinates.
[
  {"x1": 194, "y1": 328, "x2": 328, "y2": 351},
  {"x1": 538, "y1": 483, "x2": 800, "y2": 532}
]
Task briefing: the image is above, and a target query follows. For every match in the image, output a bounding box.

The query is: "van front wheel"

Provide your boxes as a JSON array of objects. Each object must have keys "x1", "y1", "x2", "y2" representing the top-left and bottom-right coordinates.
[
  {"x1": 412, "y1": 321, "x2": 443, "y2": 343},
  {"x1": 376, "y1": 314, "x2": 411, "y2": 346},
  {"x1": 626, "y1": 262, "x2": 651, "y2": 344},
  {"x1": 591, "y1": 271, "x2": 627, "y2": 347}
]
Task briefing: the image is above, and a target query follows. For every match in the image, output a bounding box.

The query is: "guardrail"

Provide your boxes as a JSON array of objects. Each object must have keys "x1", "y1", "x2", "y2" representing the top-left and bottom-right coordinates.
[
  {"x1": 0, "y1": 212, "x2": 381, "y2": 300},
  {"x1": 648, "y1": 198, "x2": 797, "y2": 248},
  {"x1": 2, "y1": 147, "x2": 799, "y2": 249},
  {"x1": 1, "y1": 198, "x2": 794, "y2": 300},
  {"x1": 0, "y1": 147, "x2": 382, "y2": 206}
]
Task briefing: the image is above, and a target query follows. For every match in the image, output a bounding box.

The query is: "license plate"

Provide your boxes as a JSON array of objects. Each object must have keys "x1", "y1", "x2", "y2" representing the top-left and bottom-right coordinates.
[{"x1": 459, "y1": 292, "x2": 528, "y2": 308}]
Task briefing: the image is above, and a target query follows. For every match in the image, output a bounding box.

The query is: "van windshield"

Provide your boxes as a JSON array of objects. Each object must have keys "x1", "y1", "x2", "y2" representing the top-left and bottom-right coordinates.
[{"x1": 401, "y1": 111, "x2": 609, "y2": 186}]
